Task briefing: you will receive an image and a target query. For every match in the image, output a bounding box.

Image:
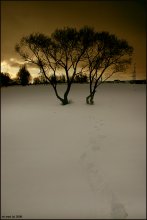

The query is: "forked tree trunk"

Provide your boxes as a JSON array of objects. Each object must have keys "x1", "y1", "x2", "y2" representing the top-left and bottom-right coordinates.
[
  {"x1": 86, "y1": 87, "x2": 96, "y2": 104},
  {"x1": 62, "y1": 97, "x2": 69, "y2": 105},
  {"x1": 62, "y1": 82, "x2": 72, "y2": 105},
  {"x1": 41, "y1": 67, "x2": 70, "y2": 105},
  {"x1": 86, "y1": 92, "x2": 95, "y2": 105},
  {"x1": 53, "y1": 83, "x2": 71, "y2": 105},
  {"x1": 90, "y1": 93, "x2": 94, "y2": 104}
]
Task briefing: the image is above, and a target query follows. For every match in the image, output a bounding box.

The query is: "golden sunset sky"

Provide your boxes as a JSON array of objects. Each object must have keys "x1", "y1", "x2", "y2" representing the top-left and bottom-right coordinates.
[{"x1": 1, "y1": 0, "x2": 146, "y2": 80}]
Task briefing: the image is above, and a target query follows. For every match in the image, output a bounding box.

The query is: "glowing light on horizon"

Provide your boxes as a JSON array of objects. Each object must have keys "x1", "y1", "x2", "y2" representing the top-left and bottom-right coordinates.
[
  {"x1": 1, "y1": 60, "x2": 9, "y2": 73},
  {"x1": 1, "y1": 60, "x2": 40, "y2": 79},
  {"x1": 9, "y1": 57, "x2": 25, "y2": 66},
  {"x1": 1, "y1": 59, "x2": 142, "y2": 80}
]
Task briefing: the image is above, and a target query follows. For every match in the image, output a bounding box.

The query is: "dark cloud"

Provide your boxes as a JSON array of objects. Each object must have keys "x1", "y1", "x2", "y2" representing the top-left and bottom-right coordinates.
[{"x1": 4, "y1": 59, "x2": 38, "y2": 72}]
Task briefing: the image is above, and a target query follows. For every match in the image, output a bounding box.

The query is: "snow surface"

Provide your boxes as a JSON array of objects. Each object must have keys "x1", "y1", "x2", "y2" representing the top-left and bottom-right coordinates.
[{"x1": 1, "y1": 84, "x2": 146, "y2": 219}]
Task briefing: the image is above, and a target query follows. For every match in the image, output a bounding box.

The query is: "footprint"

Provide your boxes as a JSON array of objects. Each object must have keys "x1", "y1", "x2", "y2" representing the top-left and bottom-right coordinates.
[
  {"x1": 79, "y1": 137, "x2": 128, "y2": 219},
  {"x1": 91, "y1": 145, "x2": 100, "y2": 151},
  {"x1": 87, "y1": 162, "x2": 95, "y2": 170},
  {"x1": 80, "y1": 154, "x2": 106, "y2": 194},
  {"x1": 99, "y1": 134, "x2": 106, "y2": 139},
  {"x1": 100, "y1": 122, "x2": 104, "y2": 126},
  {"x1": 80, "y1": 152, "x2": 87, "y2": 160},
  {"x1": 93, "y1": 120, "x2": 104, "y2": 129},
  {"x1": 89, "y1": 137, "x2": 97, "y2": 145},
  {"x1": 110, "y1": 193, "x2": 128, "y2": 219},
  {"x1": 94, "y1": 125, "x2": 99, "y2": 129},
  {"x1": 89, "y1": 136, "x2": 104, "y2": 151},
  {"x1": 110, "y1": 202, "x2": 128, "y2": 219}
]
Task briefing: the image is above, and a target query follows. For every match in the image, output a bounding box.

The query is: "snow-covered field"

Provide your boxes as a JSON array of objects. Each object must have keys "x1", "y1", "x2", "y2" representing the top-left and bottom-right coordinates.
[{"x1": 1, "y1": 84, "x2": 146, "y2": 219}]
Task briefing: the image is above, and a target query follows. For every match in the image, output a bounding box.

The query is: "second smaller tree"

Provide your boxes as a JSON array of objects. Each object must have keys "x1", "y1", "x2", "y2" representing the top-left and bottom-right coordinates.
[{"x1": 85, "y1": 32, "x2": 133, "y2": 104}]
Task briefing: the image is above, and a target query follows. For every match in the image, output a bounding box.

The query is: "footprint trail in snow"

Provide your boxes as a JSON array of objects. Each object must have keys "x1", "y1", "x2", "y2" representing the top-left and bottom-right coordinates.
[{"x1": 79, "y1": 118, "x2": 128, "y2": 219}]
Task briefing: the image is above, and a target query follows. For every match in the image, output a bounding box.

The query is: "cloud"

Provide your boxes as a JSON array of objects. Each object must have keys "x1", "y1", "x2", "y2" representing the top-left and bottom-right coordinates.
[
  {"x1": 1, "y1": 58, "x2": 39, "y2": 78},
  {"x1": 7, "y1": 58, "x2": 38, "y2": 69},
  {"x1": 8, "y1": 58, "x2": 24, "y2": 67},
  {"x1": 26, "y1": 62, "x2": 38, "y2": 68}
]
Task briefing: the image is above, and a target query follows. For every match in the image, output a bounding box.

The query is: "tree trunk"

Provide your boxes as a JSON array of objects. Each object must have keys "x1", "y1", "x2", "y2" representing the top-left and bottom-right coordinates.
[
  {"x1": 62, "y1": 83, "x2": 72, "y2": 105},
  {"x1": 86, "y1": 94, "x2": 94, "y2": 105},
  {"x1": 86, "y1": 94, "x2": 91, "y2": 104},
  {"x1": 86, "y1": 90, "x2": 96, "y2": 105},
  {"x1": 53, "y1": 86, "x2": 66, "y2": 105},
  {"x1": 52, "y1": 83, "x2": 71, "y2": 105},
  {"x1": 62, "y1": 96, "x2": 69, "y2": 105},
  {"x1": 90, "y1": 93, "x2": 94, "y2": 104}
]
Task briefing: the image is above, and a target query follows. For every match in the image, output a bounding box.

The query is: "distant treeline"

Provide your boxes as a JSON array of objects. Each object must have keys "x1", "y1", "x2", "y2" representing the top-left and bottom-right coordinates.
[
  {"x1": 0, "y1": 71, "x2": 89, "y2": 87},
  {"x1": 0, "y1": 65, "x2": 146, "y2": 87},
  {"x1": 1, "y1": 71, "x2": 146, "y2": 87},
  {"x1": 33, "y1": 72, "x2": 89, "y2": 85},
  {"x1": 0, "y1": 64, "x2": 90, "y2": 87},
  {"x1": 1, "y1": 65, "x2": 32, "y2": 87},
  {"x1": 109, "y1": 79, "x2": 146, "y2": 84}
]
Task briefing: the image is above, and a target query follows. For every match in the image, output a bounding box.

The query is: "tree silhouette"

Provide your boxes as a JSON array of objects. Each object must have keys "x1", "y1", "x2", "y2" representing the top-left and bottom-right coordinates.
[
  {"x1": 15, "y1": 27, "x2": 133, "y2": 104},
  {"x1": 33, "y1": 75, "x2": 48, "y2": 85},
  {"x1": 33, "y1": 74, "x2": 66, "y2": 85},
  {"x1": 0, "y1": 72, "x2": 12, "y2": 86},
  {"x1": 15, "y1": 27, "x2": 95, "y2": 105},
  {"x1": 16, "y1": 65, "x2": 31, "y2": 86},
  {"x1": 84, "y1": 32, "x2": 133, "y2": 104},
  {"x1": 74, "y1": 72, "x2": 88, "y2": 83},
  {"x1": 33, "y1": 77, "x2": 41, "y2": 85},
  {"x1": 58, "y1": 74, "x2": 66, "y2": 83}
]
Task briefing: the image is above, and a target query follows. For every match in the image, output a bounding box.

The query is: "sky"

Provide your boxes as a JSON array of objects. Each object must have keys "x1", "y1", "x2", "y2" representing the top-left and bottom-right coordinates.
[{"x1": 1, "y1": 0, "x2": 146, "y2": 80}]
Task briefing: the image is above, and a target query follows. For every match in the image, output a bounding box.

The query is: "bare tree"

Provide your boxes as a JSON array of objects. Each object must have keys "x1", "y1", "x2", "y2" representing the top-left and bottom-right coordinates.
[
  {"x1": 15, "y1": 28, "x2": 133, "y2": 105},
  {"x1": 34, "y1": 74, "x2": 49, "y2": 85},
  {"x1": 74, "y1": 72, "x2": 88, "y2": 83},
  {"x1": 15, "y1": 27, "x2": 94, "y2": 105},
  {"x1": 84, "y1": 32, "x2": 133, "y2": 104},
  {"x1": 49, "y1": 26, "x2": 95, "y2": 104}
]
